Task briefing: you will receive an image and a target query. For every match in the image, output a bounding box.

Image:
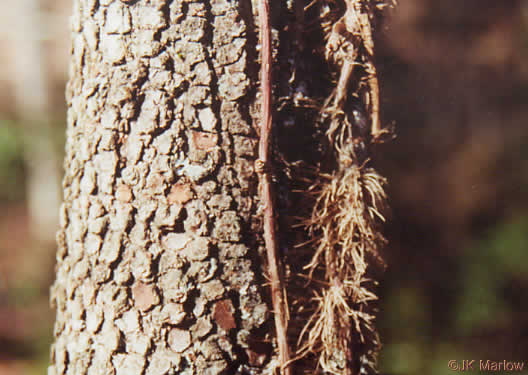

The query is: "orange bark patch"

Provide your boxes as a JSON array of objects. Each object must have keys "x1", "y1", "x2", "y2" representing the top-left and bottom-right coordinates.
[
  {"x1": 116, "y1": 184, "x2": 132, "y2": 202},
  {"x1": 168, "y1": 183, "x2": 193, "y2": 204},
  {"x1": 212, "y1": 299, "x2": 236, "y2": 331},
  {"x1": 191, "y1": 130, "x2": 218, "y2": 150},
  {"x1": 146, "y1": 173, "x2": 164, "y2": 190},
  {"x1": 131, "y1": 281, "x2": 159, "y2": 311}
]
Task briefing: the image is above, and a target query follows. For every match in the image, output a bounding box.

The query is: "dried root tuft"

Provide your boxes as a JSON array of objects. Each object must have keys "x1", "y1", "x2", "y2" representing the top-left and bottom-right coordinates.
[
  {"x1": 297, "y1": 164, "x2": 387, "y2": 375},
  {"x1": 292, "y1": 1, "x2": 394, "y2": 374}
]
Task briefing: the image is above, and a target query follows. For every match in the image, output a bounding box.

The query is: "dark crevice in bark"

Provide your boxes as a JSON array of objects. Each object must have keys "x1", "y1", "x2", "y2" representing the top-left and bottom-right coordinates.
[
  {"x1": 236, "y1": 0, "x2": 260, "y2": 139},
  {"x1": 107, "y1": 246, "x2": 125, "y2": 277},
  {"x1": 201, "y1": 1, "x2": 222, "y2": 125},
  {"x1": 222, "y1": 290, "x2": 250, "y2": 374}
]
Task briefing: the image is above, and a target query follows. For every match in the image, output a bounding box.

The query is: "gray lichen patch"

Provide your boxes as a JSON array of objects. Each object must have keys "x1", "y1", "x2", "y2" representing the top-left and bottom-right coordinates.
[
  {"x1": 180, "y1": 237, "x2": 210, "y2": 261},
  {"x1": 199, "y1": 280, "x2": 225, "y2": 301},
  {"x1": 168, "y1": 328, "x2": 191, "y2": 353},
  {"x1": 146, "y1": 349, "x2": 178, "y2": 375},
  {"x1": 218, "y1": 72, "x2": 249, "y2": 101},
  {"x1": 213, "y1": 210, "x2": 242, "y2": 241},
  {"x1": 191, "y1": 316, "x2": 213, "y2": 338},
  {"x1": 112, "y1": 353, "x2": 146, "y2": 375},
  {"x1": 160, "y1": 303, "x2": 186, "y2": 325},
  {"x1": 105, "y1": 2, "x2": 132, "y2": 34}
]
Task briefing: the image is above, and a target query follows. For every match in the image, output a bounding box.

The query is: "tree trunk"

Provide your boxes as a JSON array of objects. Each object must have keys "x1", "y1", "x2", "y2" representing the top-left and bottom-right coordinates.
[{"x1": 49, "y1": 1, "x2": 271, "y2": 374}]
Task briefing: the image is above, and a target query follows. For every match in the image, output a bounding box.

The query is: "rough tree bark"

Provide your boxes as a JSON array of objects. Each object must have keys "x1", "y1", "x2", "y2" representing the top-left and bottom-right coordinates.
[{"x1": 50, "y1": 1, "x2": 272, "y2": 374}]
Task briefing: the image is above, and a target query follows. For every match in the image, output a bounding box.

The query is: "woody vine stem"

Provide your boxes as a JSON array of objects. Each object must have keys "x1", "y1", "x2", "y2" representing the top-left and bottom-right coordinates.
[{"x1": 257, "y1": 0, "x2": 292, "y2": 374}]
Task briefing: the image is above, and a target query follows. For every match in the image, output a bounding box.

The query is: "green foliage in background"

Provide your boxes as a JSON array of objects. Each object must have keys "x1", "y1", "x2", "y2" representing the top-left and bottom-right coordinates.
[
  {"x1": 379, "y1": 215, "x2": 528, "y2": 375},
  {"x1": 0, "y1": 119, "x2": 26, "y2": 202},
  {"x1": 456, "y1": 215, "x2": 528, "y2": 333}
]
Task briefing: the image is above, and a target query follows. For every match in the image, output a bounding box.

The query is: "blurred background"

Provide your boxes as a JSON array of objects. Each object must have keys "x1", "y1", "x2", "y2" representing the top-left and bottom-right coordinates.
[
  {"x1": 377, "y1": 0, "x2": 528, "y2": 373},
  {"x1": 0, "y1": 0, "x2": 69, "y2": 374},
  {"x1": 0, "y1": 0, "x2": 527, "y2": 374}
]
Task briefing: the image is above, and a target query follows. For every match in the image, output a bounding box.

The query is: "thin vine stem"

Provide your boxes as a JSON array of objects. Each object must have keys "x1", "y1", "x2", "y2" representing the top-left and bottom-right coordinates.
[{"x1": 257, "y1": 0, "x2": 292, "y2": 374}]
